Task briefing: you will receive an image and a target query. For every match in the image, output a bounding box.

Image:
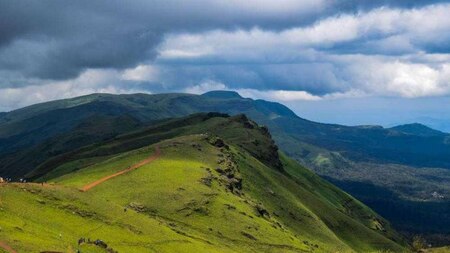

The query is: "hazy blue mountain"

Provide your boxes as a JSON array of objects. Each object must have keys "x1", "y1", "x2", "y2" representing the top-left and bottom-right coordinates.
[
  {"x1": 412, "y1": 116, "x2": 450, "y2": 133},
  {"x1": 390, "y1": 123, "x2": 447, "y2": 137}
]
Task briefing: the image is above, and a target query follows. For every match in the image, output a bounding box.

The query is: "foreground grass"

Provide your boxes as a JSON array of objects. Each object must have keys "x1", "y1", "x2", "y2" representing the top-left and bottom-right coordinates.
[
  {"x1": 425, "y1": 246, "x2": 450, "y2": 253},
  {"x1": 0, "y1": 116, "x2": 410, "y2": 252}
]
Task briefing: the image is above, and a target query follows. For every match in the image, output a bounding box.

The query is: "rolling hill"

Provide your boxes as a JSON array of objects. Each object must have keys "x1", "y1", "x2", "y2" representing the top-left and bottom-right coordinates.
[
  {"x1": 390, "y1": 123, "x2": 447, "y2": 137},
  {"x1": 0, "y1": 91, "x2": 449, "y2": 244},
  {"x1": 0, "y1": 113, "x2": 408, "y2": 252}
]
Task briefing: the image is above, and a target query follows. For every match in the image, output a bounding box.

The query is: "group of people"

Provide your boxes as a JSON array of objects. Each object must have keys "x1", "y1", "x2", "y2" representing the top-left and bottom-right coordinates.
[
  {"x1": 0, "y1": 177, "x2": 12, "y2": 183},
  {"x1": 0, "y1": 177, "x2": 28, "y2": 184}
]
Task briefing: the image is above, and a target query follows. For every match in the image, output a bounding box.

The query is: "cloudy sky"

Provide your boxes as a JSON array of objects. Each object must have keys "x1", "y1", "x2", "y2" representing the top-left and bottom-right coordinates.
[{"x1": 1, "y1": 1, "x2": 450, "y2": 130}]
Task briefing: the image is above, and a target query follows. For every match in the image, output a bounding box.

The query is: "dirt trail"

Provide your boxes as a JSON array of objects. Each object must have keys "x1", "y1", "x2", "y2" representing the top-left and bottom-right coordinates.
[
  {"x1": 0, "y1": 241, "x2": 17, "y2": 253},
  {"x1": 80, "y1": 146, "x2": 161, "y2": 192}
]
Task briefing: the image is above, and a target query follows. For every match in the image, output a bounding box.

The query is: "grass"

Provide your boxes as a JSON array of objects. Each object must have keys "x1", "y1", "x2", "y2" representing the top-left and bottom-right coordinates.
[
  {"x1": 0, "y1": 115, "x2": 410, "y2": 252},
  {"x1": 425, "y1": 246, "x2": 450, "y2": 253}
]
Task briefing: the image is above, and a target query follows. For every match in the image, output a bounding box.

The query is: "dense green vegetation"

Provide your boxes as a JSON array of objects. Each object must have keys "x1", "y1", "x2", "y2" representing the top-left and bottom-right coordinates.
[
  {"x1": 0, "y1": 114, "x2": 408, "y2": 252},
  {"x1": 0, "y1": 91, "x2": 449, "y2": 243}
]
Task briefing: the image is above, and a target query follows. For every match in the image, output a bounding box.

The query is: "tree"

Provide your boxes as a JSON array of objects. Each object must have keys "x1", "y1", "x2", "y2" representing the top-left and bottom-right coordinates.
[{"x1": 412, "y1": 235, "x2": 426, "y2": 251}]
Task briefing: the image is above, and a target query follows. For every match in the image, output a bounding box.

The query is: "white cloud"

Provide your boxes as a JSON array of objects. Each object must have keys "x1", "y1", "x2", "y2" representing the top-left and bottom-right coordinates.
[
  {"x1": 156, "y1": 4, "x2": 450, "y2": 99},
  {"x1": 345, "y1": 59, "x2": 450, "y2": 98},
  {"x1": 158, "y1": 4, "x2": 450, "y2": 59},
  {"x1": 121, "y1": 65, "x2": 159, "y2": 82},
  {"x1": 184, "y1": 80, "x2": 227, "y2": 94},
  {"x1": 185, "y1": 82, "x2": 323, "y2": 101},
  {"x1": 0, "y1": 69, "x2": 147, "y2": 111},
  {"x1": 237, "y1": 89, "x2": 321, "y2": 101}
]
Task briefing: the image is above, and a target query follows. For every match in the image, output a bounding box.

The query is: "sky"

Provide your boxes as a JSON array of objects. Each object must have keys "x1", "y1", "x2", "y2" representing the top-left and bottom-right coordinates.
[{"x1": 1, "y1": 1, "x2": 450, "y2": 131}]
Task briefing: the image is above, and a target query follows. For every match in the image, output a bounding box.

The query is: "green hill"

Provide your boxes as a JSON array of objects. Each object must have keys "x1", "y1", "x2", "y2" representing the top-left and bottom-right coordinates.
[
  {"x1": 0, "y1": 91, "x2": 449, "y2": 243},
  {"x1": 0, "y1": 114, "x2": 407, "y2": 252}
]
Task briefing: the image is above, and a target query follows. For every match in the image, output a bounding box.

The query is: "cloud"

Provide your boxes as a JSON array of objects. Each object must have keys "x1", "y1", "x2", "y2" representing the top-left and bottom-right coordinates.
[
  {"x1": 121, "y1": 65, "x2": 159, "y2": 82},
  {"x1": 238, "y1": 89, "x2": 322, "y2": 101},
  {"x1": 154, "y1": 4, "x2": 450, "y2": 98},
  {"x1": 0, "y1": 1, "x2": 449, "y2": 112},
  {"x1": 0, "y1": 0, "x2": 332, "y2": 82},
  {"x1": 1, "y1": 1, "x2": 448, "y2": 82},
  {"x1": 159, "y1": 4, "x2": 450, "y2": 60},
  {"x1": 184, "y1": 80, "x2": 360, "y2": 102},
  {"x1": 184, "y1": 80, "x2": 227, "y2": 94},
  {"x1": 346, "y1": 60, "x2": 450, "y2": 97},
  {"x1": 0, "y1": 69, "x2": 147, "y2": 111}
]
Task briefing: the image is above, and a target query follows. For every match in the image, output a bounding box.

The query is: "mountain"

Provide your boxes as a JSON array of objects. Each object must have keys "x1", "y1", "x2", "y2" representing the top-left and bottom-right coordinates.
[
  {"x1": 0, "y1": 113, "x2": 407, "y2": 252},
  {"x1": 202, "y1": 90, "x2": 244, "y2": 99},
  {"x1": 390, "y1": 123, "x2": 447, "y2": 137},
  {"x1": 411, "y1": 116, "x2": 450, "y2": 133},
  {"x1": 0, "y1": 91, "x2": 449, "y2": 244},
  {"x1": 3, "y1": 92, "x2": 449, "y2": 171}
]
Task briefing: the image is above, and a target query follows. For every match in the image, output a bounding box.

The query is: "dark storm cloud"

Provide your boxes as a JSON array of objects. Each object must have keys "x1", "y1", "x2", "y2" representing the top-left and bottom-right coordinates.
[
  {"x1": 0, "y1": 1, "x2": 166, "y2": 80},
  {"x1": 155, "y1": 63, "x2": 346, "y2": 95},
  {"x1": 1, "y1": 0, "x2": 448, "y2": 83},
  {"x1": 0, "y1": 0, "x2": 332, "y2": 81}
]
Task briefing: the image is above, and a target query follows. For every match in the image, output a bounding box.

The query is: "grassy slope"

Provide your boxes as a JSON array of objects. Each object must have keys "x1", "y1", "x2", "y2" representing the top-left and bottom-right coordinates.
[
  {"x1": 426, "y1": 246, "x2": 450, "y2": 253},
  {"x1": 1, "y1": 93, "x2": 448, "y2": 244},
  {"x1": 0, "y1": 115, "x2": 407, "y2": 252}
]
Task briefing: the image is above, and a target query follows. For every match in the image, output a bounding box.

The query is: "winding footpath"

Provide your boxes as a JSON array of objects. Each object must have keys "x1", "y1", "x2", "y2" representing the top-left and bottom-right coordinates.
[
  {"x1": 80, "y1": 146, "x2": 161, "y2": 192},
  {"x1": 0, "y1": 241, "x2": 17, "y2": 253},
  {"x1": 0, "y1": 147, "x2": 160, "y2": 252}
]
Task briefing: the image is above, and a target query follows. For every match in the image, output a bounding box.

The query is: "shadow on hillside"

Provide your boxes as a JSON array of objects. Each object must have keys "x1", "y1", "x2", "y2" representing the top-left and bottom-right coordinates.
[{"x1": 324, "y1": 177, "x2": 450, "y2": 246}]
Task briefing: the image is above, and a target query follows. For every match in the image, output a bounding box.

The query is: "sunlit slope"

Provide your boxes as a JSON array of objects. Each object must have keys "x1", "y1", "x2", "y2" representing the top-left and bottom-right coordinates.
[
  {"x1": 2, "y1": 92, "x2": 449, "y2": 241},
  {"x1": 0, "y1": 114, "x2": 407, "y2": 252},
  {"x1": 0, "y1": 182, "x2": 236, "y2": 252}
]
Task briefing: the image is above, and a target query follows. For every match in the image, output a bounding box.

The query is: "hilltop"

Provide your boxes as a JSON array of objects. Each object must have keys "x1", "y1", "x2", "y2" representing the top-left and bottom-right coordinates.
[
  {"x1": 0, "y1": 113, "x2": 407, "y2": 252},
  {"x1": 390, "y1": 123, "x2": 446, "y2": 137}
]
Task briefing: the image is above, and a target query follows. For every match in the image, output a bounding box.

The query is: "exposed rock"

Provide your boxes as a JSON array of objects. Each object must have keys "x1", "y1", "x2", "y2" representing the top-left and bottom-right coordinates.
[
  {"x1": 224, "y1": 204, "x2": 236, "y2": 210},
  {"x1": 241, "y1": 231, "x2": 257, "y2": 240},
  {"x1": 255, "y1": 204, "x2": 270, "y2": 218},
  {"x1": 127, "y1": 202, "x2": 157, "y2": 215},
  {"x1": 200, "y1": 173, "x2": 213, "y2": 187},
  {"x1": 191, "y1": 143, "x2": 202, "y2": 151},
  {"x1": 208, "y1": 136, "x2": 227, "y2": 148}
]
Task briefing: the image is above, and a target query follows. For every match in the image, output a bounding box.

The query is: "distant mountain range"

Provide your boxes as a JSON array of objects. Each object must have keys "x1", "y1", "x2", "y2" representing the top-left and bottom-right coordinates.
[
  {"x1": 0, "y1": 91, "x2": 449, "y2": 244},
  {"x1": 390, "y1": 123, "x2": 447, "y2": 137},
  {"x1": 406, "y1": 116, "x2": 450, "y2": 133}
]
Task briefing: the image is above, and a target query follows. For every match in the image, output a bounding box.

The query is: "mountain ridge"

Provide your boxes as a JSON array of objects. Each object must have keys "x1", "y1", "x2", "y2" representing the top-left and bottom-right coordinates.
[
  {"x1": 390, "y1": 123, "x2": 447, "y2": 137},
  {"x1": 0, "y1": 90, "x2": 449, "y2": 244},
  {"x1": 0, "y1": 112, "x2": 407, "y2": 252}
]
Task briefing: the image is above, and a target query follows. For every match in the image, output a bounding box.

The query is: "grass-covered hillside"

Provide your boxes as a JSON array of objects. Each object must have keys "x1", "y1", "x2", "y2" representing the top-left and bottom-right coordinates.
[
  {"x1": 0, "y1": 114, "x2": 407, "y2": 252},
  {"x1": 1, "y1": 91, "x2": 448, "y2": 243}
]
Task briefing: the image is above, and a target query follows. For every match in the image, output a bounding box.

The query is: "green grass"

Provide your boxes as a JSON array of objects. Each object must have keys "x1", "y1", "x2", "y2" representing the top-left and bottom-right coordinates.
[
  {"x1": 426, "y1": 246, "x2": 450, "y2": 253},
  {"x1": 2, "y1": 91, "x2": 450, "y2": 244},
  {"x1": 0, "y1": 136, "x2": 407, "y2": 252},
  {"x1": 0, "y1": 182, "x2": 230, "y2": 252},
  {"x1": 0, "y1": 115, "x2": 410, "y2": 252}
]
